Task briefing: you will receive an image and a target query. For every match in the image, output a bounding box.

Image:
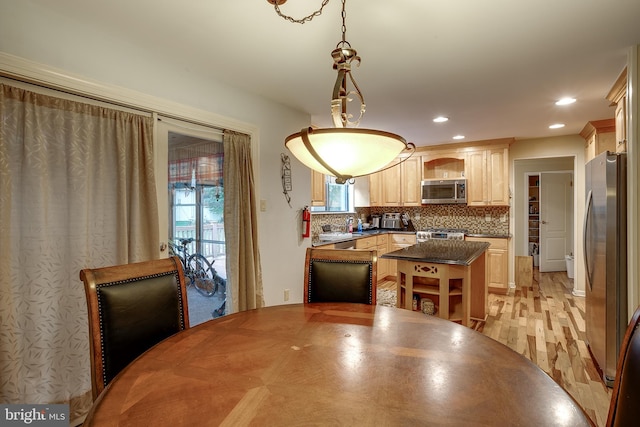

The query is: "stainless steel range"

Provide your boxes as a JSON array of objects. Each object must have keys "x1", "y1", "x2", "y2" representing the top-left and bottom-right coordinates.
[{"x1": 416, "y1": 228, "x2": 467, "y2": 242}]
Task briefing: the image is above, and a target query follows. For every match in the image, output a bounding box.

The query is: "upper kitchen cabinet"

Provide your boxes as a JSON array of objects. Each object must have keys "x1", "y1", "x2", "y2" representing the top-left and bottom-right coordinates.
[
  {"x1": 369, "y1": 163, "x2": 400, "y2": 206},
  {"x1": 422, "y1": 153, "x2": 465, "y2": 180},
  {"x1": 310, "y1": 169, "x2": 326, "y2": 206},
  {"x1": 581, "y1": 119, "x2": 615, "y2": 163},
  {"x1": 606, "y1": 68, "x2": 627, "y2": 154},
  {"x1": 465, "y1": 144, "x2": 510, "y2": 206},
  {"x1": 369, "y1": 157, "x2": 419, "y2": 207},
  {"x1": 400, "y1": 155, "x2": 422, "y2": 206}
]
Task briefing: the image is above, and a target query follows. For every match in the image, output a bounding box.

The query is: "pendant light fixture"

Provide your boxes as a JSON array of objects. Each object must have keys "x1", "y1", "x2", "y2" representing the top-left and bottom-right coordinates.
[{"x1": 270, "y1": 0, "x2": 415, "y2": 184}]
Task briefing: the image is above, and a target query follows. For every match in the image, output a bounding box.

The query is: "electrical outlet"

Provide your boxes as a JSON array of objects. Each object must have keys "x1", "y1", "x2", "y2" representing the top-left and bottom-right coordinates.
[
  {"x1": 485, "y1": 213, "x2": 491, "y2": 222},
  {"x1": 501, "y1": 214, "x2": 507, "y2": 223},
  {"x1": 284, "y1": 289, "x2": 290, "y2": 301},
  {"x1": 260, "y1": 199, "x2": 267, "y2": 212}
]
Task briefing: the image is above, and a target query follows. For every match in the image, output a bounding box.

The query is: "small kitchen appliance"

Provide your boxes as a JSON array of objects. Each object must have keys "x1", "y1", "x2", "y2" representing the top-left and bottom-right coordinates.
[
  {"x1": 421, "y1": 179, "x2": 467, "y2": 204},
  {"x1": 381, "y1": 213, "x2": 402, "y2": 229},
  {"x1": 416, "y1": 228, "x2": 467, "y2": 242}
]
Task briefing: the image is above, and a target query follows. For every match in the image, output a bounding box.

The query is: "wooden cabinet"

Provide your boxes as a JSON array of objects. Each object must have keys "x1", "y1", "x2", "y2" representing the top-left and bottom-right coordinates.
[
  {"x1": 465, "y1": 147, "x2": 509, "y2": 206},
  {"x1": 607, "y1": 68, "x2": 627, "y2": 153},
  {"x1": 369, "y1": 171, "x2": 381, "y2": 206},
  {"x1": 376, "y1": 234, "x2": 390, "y2": 280},
  {"x1": 310, "y1": 170, "x2": 326, "y2": 206},
  {"x1": 581, "y1": 119, "x2": 615, "y2": 163},
  {"x1": 422, "y1": 153, "x2": 465, "y2": 180},
  {"x1": 355, "y1": 236, "x2": 376, "y2": 250},
  {"x1": 369, "y1": 155, "x2": 421, "y2": 207},
  {"x1": 355, "y1": 234, "x2": 390, "y2": 282},
  {"x1": 387, "y1": 233, "x2": 417, "y2": 277},
  {"x1": 400, "y1": 156, "x2": 422, "y2": 206},
  {"x1": 369, "y1": 165, "x2": 401, "y2": 206},
  {"x1": 466, "y1": 236, "x2": 509, "y2": 294}
]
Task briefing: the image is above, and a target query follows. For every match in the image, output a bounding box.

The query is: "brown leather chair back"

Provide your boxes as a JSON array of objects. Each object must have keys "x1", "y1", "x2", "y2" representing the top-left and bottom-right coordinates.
[
  {"x1": 80, "y1": 256, "x2": 189, "y2": 399},
  {"x1": 607, "y1": 305, "x2": 640, "y2": 426},
  {"x1": 304, "y1": 248, "x2": 377, "y2": 304}
]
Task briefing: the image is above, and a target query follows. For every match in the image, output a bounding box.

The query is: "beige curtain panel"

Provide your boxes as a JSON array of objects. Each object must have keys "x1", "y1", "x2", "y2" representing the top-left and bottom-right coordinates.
[
  {"x1": 0, "y1": 84, "x2": 158, "y2": 420},
  {"x1": 223, "y1": 130, "x2": 264, "y2": 312}
]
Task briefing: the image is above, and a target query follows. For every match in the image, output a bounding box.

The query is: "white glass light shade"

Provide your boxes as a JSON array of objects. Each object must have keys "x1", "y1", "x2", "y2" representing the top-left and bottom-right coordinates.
[{"x1": 285, "y1": 127, "x2": 408, "y2": 181}]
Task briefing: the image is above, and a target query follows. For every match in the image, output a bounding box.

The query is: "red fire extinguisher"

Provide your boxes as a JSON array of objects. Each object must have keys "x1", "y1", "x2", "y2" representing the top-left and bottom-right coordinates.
[{"x1": 302, "y1": 206, "x2": 311, "y2": 238}]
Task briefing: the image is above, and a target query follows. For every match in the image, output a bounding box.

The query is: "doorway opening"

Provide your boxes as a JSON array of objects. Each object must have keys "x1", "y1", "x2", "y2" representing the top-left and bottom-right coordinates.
[{"x1": 168, "y1": 130, "x2": 227, "y2": 324}]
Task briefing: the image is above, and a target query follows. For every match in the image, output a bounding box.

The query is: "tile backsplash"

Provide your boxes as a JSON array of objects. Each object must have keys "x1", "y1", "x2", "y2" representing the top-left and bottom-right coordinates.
[{"x1": 311, "y1": 205, "x2": 509, "y2": 240}]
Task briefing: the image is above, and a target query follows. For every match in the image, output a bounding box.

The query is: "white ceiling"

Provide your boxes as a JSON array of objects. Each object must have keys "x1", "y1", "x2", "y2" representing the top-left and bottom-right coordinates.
[{"x1": 31, "y1": 0, "x2": 640, "y2": 147}]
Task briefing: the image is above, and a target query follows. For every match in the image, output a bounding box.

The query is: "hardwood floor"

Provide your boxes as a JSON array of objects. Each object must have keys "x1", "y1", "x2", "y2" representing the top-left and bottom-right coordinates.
[{"x1": 379, "y1": 268, "x2": 612, "y2": 427}]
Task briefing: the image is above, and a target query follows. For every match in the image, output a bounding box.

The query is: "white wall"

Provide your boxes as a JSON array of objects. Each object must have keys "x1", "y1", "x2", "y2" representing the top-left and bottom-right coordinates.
[
  {"x1": 0, "y1": 1, "x2": 312, "y2": 307},
  {"x1": 510, "y1": 135, "x2": 586, "y2": 295}
]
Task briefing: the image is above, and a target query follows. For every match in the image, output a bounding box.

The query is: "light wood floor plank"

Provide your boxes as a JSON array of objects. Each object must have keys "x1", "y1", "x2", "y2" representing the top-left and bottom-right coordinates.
[{"x1": 378, "y1": 268, "x2": 611, "y2": 426}]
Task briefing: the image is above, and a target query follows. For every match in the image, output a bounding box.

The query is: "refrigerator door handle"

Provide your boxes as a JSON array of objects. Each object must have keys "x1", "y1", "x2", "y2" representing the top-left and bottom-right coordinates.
[{"x1": 583, "y1": 189, "x2": 593, "y2": 290}]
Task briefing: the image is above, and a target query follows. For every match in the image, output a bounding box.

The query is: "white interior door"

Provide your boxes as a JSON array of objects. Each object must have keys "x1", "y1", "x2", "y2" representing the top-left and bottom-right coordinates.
[{"x1": 540, "y1": 172, "x2": 573, "y2": 272}]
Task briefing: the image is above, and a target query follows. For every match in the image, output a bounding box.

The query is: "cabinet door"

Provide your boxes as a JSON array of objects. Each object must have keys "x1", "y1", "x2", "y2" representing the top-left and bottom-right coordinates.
[
  {"x1": 487, "y1": 147, "x2": 509, "y2": 205},
  {"x1": 311, "y1": 170, "x2": 326, "y2": 206},
  {"x1": 381, "y1": 165, "x2": 401, "y2": 206},
  {"x1": 466, "y1": 237, "x2": 509, "y2": 294},
  {"x1": 369, "y1": 171, "x2": 382, "y2": 206},
  {"x1": 487, "y1": 248, "x2": 508, "y2": 293},
  {"x1": 466, "y1": 149, "x2": 509, "y2": 206},
  {"x1": 401, "y1": 156, "x2": 422, "y2": 206},
  {"x1": 465, "y1": 150, "x2": 487, "y2": 206}
]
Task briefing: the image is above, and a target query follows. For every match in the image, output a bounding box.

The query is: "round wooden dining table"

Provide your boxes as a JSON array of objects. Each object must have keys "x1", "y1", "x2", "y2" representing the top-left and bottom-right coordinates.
[{"x1": 84, "y1": 303, "x2": 593, "y2": 426}]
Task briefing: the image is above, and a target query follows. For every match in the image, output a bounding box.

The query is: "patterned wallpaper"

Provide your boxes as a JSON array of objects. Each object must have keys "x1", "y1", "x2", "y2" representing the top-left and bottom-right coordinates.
[{"x1": 311, "y1": 205, "x2": 509, "y2": 240}]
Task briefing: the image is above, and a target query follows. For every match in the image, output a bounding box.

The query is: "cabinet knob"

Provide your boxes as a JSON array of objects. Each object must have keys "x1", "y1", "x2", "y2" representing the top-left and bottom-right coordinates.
[{"x1": 541, "y1": 220, "x2": 547, "y2": 224}]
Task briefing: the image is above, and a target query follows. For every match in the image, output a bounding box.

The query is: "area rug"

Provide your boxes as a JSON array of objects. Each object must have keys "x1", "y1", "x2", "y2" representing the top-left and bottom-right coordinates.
[{"x1": 376, "y1": 288, "x2": 397, "y2": 307}]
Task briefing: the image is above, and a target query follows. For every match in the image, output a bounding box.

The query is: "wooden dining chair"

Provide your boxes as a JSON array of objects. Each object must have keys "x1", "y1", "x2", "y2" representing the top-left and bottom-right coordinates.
[
  {"x1": 80, "y1": 256, "x2": 190, "y2": 399},
  {"x1": 304, "y1": 248, "x2": 377, "y2": 304},
  {"x1": 606, "y1": 305, "x2": 640, "y2": 427}
]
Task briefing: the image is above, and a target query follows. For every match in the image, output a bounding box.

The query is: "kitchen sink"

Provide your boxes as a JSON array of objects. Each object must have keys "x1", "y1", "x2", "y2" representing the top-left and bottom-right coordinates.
[{"x1": 318, "y1": 232, "x2": 353, "y2": 241}]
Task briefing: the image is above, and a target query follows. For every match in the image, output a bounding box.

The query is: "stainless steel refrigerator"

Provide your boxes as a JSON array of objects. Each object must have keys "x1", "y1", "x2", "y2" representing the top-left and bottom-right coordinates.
[{"x1": 584, "y1": 151, "x2": 627, "y2": 387}]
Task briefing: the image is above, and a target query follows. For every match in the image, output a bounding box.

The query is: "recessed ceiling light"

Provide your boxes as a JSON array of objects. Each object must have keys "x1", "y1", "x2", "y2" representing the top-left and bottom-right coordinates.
[
  {"x1": 433, "y1": 116, "x2": 449, "y2": 123},
  {"x1": 555, "y1": 98, "x2": 576, "y2": 106},
  {"x1": 453, "y1": 135, "x2": 465, "y2": 140},
  {"x1": 549, "y1": 123, "x2": 565, "y2": 129}
]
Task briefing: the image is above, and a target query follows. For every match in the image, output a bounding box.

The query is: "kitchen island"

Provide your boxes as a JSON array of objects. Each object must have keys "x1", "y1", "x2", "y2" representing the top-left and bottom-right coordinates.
[{"x1": 382, "y1": 240, "x2": 490, "y2": 326}]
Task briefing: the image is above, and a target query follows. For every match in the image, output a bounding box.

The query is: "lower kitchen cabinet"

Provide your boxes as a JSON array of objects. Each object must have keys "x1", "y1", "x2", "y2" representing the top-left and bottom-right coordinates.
[
  {"x1": 355, "y1": 235, "x2": 389, "y2": 282},
  {"x1": 466, "y1": 236, "x2": 509, "y2": 294},
  {"x1": 376, "y1": 234, "x2": 390, "y2": 280},
  {"x1": 387, "y1": 233, "x2": 417, "y2": 277}
]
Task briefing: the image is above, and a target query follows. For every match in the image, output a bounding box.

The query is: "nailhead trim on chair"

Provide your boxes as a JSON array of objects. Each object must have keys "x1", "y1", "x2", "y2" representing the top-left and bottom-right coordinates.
[
  {"x1": 95, "y1": 270, "x2": 186, "y2": 386},
  {"x1": 308, "y1": 259, "x2": 373, "y2": 304}
]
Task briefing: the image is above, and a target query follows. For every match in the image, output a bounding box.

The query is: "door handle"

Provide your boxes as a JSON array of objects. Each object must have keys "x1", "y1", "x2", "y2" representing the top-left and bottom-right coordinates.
[{"x1": 583, "y1": 190, "x2": 593, "y2": 290}]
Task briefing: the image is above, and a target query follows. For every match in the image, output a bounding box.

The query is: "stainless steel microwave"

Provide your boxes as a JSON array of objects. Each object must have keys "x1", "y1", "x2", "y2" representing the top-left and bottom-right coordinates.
[{"x1": 421, "y1": 179, "x2": 467, "y2": 204}]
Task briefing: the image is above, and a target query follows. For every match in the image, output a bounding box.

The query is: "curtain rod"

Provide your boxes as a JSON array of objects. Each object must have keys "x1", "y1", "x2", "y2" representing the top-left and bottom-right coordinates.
[{"x1": 157, "y1": 115, "x2": 225, "y2": 136}]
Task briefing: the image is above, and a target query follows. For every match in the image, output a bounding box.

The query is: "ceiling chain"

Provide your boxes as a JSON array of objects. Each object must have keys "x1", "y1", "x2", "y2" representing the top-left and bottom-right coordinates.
[{"x1": 273, "y1": 0, "x2": 331, "y2": 24}]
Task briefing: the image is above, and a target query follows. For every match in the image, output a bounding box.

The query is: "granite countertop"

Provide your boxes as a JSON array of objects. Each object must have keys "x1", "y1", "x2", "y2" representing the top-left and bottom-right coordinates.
[
  {"x1": 312, "y1": 229, "x2": 415, "y2": 246},
  {"x1": 381, "y1": 240, "x2": 490, "y2": 266}
]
